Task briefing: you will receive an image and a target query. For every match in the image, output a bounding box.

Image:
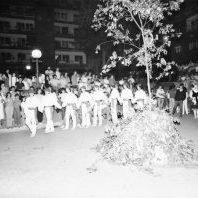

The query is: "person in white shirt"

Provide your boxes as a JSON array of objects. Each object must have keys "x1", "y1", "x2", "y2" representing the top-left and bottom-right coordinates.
[
  {"x1": 50, "y1": 75, "x2": 59, "y2": 91},
  {"x1": 11, "y1": 73, "x2": 17, "y2": 87},
  {"x1": 78, "y1": 86, "x2": 93, "y2": 128},
  {"x1": 55, "y1": 68, "x2": 61, "y2": 80},
  {"x1": 23, "y1": 78, "x2": 30, "y2": 91},
  {"x1": 92, "y1": 83, "x2": 107, "y2": 126},
  {"x1": 109, "y1": 84, "x2": 120, "y2": 123},
  {"x1": 61, "y1": 87, "x2": 78, "y2": 130},
  {"x1": 21, "y1": 90, "x2": 39, "y2": 137},
  {"x1": 59, "y1": 75, "x2": 67, "y2": 88},
  {"x1": 134, "y1": 84, "x2": 147, "y2": 110},
  {"x1": 156, "y1": 85, "x2": 166, "y2": 109},
  {"x1": 120, "y1": 84, "x2": 134, "y2": 119},
  {"x1": 45, "y1": 67, "x2": 54, "y2": 78},
  {"x1": 41, "y1": 88, "x2": 61, "y2": 133}
]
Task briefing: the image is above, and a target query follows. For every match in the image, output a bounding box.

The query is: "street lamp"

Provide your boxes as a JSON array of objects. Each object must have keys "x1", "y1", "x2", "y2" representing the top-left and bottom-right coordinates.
[
  {"x1": 25, "y1": 65, "x2": 31, "y2": 70},
  {"x1": 32, "y1": 49, "x2": 42, "y2": 87}
]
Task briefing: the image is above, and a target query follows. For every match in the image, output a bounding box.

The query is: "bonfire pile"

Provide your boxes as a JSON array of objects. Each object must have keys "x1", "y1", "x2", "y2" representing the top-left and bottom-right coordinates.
[{"x1": 96, "y1": 109, "x2": 198, "y2": 168}]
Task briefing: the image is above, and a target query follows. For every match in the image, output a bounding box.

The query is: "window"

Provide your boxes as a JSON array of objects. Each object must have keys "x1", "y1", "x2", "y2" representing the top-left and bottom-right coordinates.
[
  {"x1": 62, "y1": 41, "x2": 68, "y2": 48},
  {"x1": 61, "y1": 13, "x2": 67, "y2": 21},
  {"x1": 0, "y1": 21, "x2": 10, "y2": 31},
  {"x1": 16, "y1": 22, "x2": 25, "y2": 31},
  {"x1": 62, "y1": 27, "x2": 68, "y2": 34},
  {"x1": 191, "y1": 19, "x2": 198, "y2": 31},
  {"x1": 73, "y1": 14, "x2": 79, "y2": 22},
  {"x1": 18, "y1": 53, "x2": 26, "y2": 61},
  {"x1": 26, "y1": 23, "x2": 33, "y2": 32},
  {"x1": 75, "y1": 55, "x2": 83, "y2": 63},
  {"x1": 0, "y1": 37, "x2": 11, "y2": 46},
  {"x1": 187, "y1": 15, "x2": 198, "y2": 32},
  {"x1": 68, "y1": 41, "x2": 75, "y2": 49},
  {"x1": 17, "y1": 38, "x2": 26, "y2": 47},
  {"x1": 175, "y1": 46, "x2": 182, "y2": 54},
  {"x1": 55, "y1": 40, "x2": 61, "y2": 48},
  {"x1": 63, "y1": 55, "x2": 70, "y2": 63},
  {"x1": 55, "y1": 26, "x2": 61, "y2": 34},
  {"x1": 1, "y1": 52, "x2": 12, "y2": 61},
  {"x1": 55, "y1": 12, "x2": 61, "y2": 20}
]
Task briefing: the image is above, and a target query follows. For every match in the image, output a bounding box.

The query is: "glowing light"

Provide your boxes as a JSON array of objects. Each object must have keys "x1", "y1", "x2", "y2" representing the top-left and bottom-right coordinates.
[{"x1": 32, "y1": 49, "x2": 42, "y2": 59}]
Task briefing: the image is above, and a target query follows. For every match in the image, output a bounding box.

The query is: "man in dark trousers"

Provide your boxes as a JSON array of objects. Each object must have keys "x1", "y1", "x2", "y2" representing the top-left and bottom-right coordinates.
[{"x1": 172, "y1": 84, "x2": 187, "y2": 117}]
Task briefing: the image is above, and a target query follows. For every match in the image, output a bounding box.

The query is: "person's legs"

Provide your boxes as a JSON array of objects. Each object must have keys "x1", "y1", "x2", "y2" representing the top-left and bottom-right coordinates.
[
  {"x1": 111, "y1": 100, "x2": 118, "y2": 123},
  {"x1": 123, "y1": 100, "x2": 129, "y2": 119},
  {"x1": 179, "y1": 100, "x2": 183, "y2": 117},
  {"x1": 93, "y1": 103, "x2": 98, "y2": 126},
  {"x1": 71, "y1": 108, "x2": 76, "y2": 129},
  {"x1": 172, "y1": 101, "x2": 179, "y2": 115}
]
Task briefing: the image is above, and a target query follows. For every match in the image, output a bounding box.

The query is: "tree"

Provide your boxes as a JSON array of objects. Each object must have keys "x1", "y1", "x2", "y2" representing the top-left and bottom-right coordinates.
[{"x1": 92, "y1": 0, "x2": 183, "y2": 104}]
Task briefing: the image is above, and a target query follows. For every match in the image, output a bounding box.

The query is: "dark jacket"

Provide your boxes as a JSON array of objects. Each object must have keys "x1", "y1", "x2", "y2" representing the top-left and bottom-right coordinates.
[{"x1": 175, "y1": 89, "x2": 186, "y2": 101}]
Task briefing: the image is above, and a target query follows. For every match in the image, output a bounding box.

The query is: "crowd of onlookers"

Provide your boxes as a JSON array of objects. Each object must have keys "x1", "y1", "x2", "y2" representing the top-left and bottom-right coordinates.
[{"x1": 0, "y1": 67, "x2": 198, "y2": 130}]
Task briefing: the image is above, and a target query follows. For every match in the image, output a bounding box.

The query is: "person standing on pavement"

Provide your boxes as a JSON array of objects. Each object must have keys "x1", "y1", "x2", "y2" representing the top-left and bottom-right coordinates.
[{"x1": 172, "y1": 84, "x2": 186, "y2": 117}]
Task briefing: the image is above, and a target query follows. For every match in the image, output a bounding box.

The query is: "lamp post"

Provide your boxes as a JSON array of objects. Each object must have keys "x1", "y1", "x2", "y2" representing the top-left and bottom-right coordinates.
[{"x1": 32, "y1": 49, "x2": 42, "y2": 87}]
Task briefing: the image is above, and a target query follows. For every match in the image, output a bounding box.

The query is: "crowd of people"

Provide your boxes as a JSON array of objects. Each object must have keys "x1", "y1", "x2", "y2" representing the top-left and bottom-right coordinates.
[{"x1": 0, "y1": 67, "x2": 198, "y2": 137}]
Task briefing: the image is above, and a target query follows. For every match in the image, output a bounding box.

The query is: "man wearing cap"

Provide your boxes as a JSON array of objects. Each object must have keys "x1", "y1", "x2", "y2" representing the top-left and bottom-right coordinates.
[
  {"x1": 21, "y1": 90, "x2": 39, "y2": 137},
  {"x1": 41, "y1": 88, "x2": 61, "y2": 133},
  {"x1": 61, "y1": 87, "x2": 78, "y2": 130},
  {"x1": 92, "y1": 83, "x2": 107, "y2": 126},
  {"x1": 78, "y1": 86, "x2": 93, "y2": 128}
]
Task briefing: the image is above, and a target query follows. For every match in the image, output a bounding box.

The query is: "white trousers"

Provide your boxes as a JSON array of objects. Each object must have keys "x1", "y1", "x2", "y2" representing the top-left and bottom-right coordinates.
[
  {"x1": 123, "y1": 100, "x2": 129, "y2": 119},
  {"x1": 81, "y1": 103, "x2": 90, "y2": 127},
  {"x1": 111, "y1": 99, "x2": 118, "y2": 123},
  {"x1": 182, "y1": 99, "x2": 188, "y2": 115},
  {"x1": 65, "y1": 105, "x2": 76, "y2": 129},
  {"x1": 93, "y1": 102, "x2": 102, "y2": 126},
  {"x1": 44, "y1": 106, "x2": 54, "y2": 132},
  {"x1": 26, "y1": 109, "x2": 36, "y2": 135}
]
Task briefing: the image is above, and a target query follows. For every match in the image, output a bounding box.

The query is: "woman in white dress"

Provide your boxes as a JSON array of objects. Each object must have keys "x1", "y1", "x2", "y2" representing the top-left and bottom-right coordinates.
[{"x1": 0, "y1": 92, "x2": 5, "y2": 127}]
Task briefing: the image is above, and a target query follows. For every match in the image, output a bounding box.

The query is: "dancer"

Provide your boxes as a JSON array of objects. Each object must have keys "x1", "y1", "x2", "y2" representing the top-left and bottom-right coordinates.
[
  {"x1": 41, "y1": 88, "x2": 61, "y2": 133},
  {"x1": 61, "y1": 86, "x2": 78, "y2": 130},
  {"x1": 78, "y1": 86, "x2": 93, "y2": 128},
  {"x1": 120, "y1": 83, "x2": 134, "y2": 119},
  {"x1": 92, "y1": 83, "x2": 107, "y2": 126},
  {"x1": 21, "y1": 90, "x2": 39, "y2": 137},
  {"x1": 109, "y1": 84, "x2": 120, "y2": 123}
]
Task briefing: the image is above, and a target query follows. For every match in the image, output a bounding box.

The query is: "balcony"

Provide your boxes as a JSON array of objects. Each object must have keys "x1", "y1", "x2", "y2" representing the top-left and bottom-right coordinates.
[
  {"x1": 54, "y1": 33, "x2": 74, "y2": 38},
  {"x1": 0, "y1": 28, "x2": 35, "y2": 35},
  {"x1": 0, "y1": 43, "x2": 32, "y2": 50}
]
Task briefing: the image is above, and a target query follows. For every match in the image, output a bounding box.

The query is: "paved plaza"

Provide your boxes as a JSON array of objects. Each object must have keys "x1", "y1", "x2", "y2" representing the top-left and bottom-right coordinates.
[{"x1": 0, "y1": 115, "x2": 198, "y2": 198}]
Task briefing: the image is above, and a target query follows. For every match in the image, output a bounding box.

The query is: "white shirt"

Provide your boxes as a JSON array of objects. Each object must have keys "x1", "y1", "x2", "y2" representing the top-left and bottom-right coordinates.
[
  {"x1": 92, "y1": 89, "x2": 107, "y2": 102},
  {"x1": 121, "y1": 88, "x2": 133, "y2": 101},
  {"x1": 11, "y1": 76, "x2": 17, "y2": 86},
  {"x1": 109, "y1": 88, "x2": 120, "y2": 101},
  {"x1": 61, "y1": 92, "x2": 78, "y2": 107},
  {"x1": 134, "y1": 89, "x2": 147, "y2": 101},
  {"x1": 79, "y1": 92, "x2": 93, "y2": 106},
  {"x1": 55, "y1": 71, "x2": 61, "y2": 79},
  {"x1": 42, "y1": 93, "x2": 61, "y2": 108}
]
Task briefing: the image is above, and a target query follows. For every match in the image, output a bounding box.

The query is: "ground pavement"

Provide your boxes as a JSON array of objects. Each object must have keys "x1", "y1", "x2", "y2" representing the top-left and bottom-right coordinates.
[{"x1": 0, "y1": 115, "x2": 198, "y2": 198}]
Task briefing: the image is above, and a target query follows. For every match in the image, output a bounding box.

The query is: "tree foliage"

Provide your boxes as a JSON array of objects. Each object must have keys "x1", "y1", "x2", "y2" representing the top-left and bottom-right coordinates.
[{"x1": 92, "y1": 0, "x2": 183, "y2": 97}]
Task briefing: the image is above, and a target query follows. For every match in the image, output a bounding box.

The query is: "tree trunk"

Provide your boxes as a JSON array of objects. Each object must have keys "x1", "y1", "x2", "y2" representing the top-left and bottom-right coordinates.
[
  {"x1": 102, "y1": 50, "x2": 106, "y2": 66},
  {"x1": 145, "y1": 63, "x2": 152, "y2": 110}
]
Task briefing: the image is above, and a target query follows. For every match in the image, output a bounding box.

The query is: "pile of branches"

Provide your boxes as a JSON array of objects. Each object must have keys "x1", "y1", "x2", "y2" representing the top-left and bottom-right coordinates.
[{"x1": 96, "y1": 109, "x2": 198, "y2": 168}]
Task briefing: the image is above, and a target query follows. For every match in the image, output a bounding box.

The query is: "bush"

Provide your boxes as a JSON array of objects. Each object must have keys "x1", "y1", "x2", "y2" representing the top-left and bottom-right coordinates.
[{"x1": 96, "y1": 109, "x2": 198, "y2": 169}]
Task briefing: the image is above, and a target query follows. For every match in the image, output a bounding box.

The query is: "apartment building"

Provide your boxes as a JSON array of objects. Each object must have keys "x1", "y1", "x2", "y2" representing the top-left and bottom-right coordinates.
[
  {"x1": 0, "y1": 0, "x2": 87, "y2": 74},
  {"x1": 170, "y1": 0, "x2": 198, "y2": 65}
]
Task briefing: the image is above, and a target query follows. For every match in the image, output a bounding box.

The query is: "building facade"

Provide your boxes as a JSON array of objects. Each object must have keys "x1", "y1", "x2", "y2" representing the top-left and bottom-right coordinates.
[
  {"x1": 170, "y1": 0, "x2": 198, "y2": 65},
  {"x1": 0, "y1": 0, "x2": 87, "y2": 74}
]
